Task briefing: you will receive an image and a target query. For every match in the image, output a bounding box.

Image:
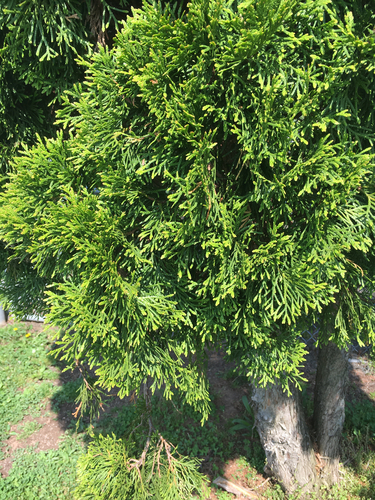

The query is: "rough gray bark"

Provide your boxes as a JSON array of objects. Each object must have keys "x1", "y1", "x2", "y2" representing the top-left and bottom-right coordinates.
[
  {"x1": 251, "y1": 381, "x2": 317, "y2": 495},
  {"x1": 313, "y1": 341, "x2": 349, "y2": 485}
]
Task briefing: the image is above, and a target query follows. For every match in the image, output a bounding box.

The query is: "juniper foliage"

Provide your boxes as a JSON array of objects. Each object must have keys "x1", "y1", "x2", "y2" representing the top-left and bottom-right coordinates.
[
  {"x1": 74, "y1": 432, "x2": 208, "y2": 500},
  {"x1": 1, "y1": 0, "x2": 375, "y2": 417},
  {"x1": 0, "y1": 0, "x2": 131, "y2": 315},
  {"x1": 0, "y1": 0, "x2": 128, "y2": 100}
]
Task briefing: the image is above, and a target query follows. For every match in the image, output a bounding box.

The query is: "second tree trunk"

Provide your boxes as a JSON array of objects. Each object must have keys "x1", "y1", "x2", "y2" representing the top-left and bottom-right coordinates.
[{"x1": 313, "y1": 341, "x2": 349, "y2": 484}]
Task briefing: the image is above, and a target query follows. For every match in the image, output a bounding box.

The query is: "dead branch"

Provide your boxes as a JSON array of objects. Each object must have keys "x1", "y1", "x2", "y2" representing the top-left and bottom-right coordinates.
[
  {"x1": 72, "y1": 401, "x2": 82, "y2": 419},
  {"x1": 188, "y1": 181, "x2": 202, "y2": 194},
  {"x1": 128, "y1": 416, "x2": 153, "y2": 470}
]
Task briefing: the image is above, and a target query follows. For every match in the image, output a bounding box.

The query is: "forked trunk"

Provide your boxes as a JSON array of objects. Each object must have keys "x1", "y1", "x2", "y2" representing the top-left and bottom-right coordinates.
[
  {"x1": 313, "y1": 341, "x2": 349, "y2": 485},
  {"x1": 250, "y1": 381, "x2": 317, "y2": 495}
]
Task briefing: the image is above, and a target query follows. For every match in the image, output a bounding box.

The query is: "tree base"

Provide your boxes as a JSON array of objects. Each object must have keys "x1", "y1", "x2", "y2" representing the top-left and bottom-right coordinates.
[
  {"x1": 314, "y1": 341, "x2": 349, "y2": 485},
  {"x1": 251, "y1": 381, "x2": 318, "y2": 495}
]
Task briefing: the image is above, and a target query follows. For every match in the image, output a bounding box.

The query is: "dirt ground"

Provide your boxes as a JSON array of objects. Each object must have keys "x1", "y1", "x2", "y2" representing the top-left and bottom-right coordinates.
[{"x1": 1, "y1": 320, "x2": 375, "y2": 498}]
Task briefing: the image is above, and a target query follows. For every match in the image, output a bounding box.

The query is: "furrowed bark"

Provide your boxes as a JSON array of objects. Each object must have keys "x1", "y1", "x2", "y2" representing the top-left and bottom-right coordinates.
[
  {"x1": 90, "y1": 0, "x2": 105, "y2": 47},
  {"x1": 313, "y1": 341, "x2": 349, "y2": 485},
  {"x1": 251, "y1": 381, "x2": 317, "y2": 495}
]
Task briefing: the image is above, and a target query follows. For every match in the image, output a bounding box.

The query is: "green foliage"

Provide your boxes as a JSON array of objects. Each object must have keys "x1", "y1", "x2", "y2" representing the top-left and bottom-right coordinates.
[
  {"x1": 229, "y1": 396, "x2": 265, "y2": 472},
  {"x1": 242, "y1": 439, "x2": 265, "y2": 473},
  {"x1": 0, "y1": 74, "x2": 52, "y2": 174},
  {"x1": 0, "y1": 0, "x2": 127, "y2": 176},
  {"x1": 0, "y1": 0, "x2": 131, "y2": 321},
  {"x1": 1, "y1": 0, "x2": 375, "y2": 421},
  {"x1": 230, "y1": 396, "x2": 254, "y2": 433},
  {"x1": 0, "y1": 0, "x2": 128, "y2": 98},
  {"x1": 51, "y1": 378, "x2": 82, "y2": 407},
  {"x1": 3, "y1": 318, "x2": 375, "y2": 499},
  {"x1": 0, "y1": 258, "x2": 49, "y2": 318},
  {"x1": 91, "y1": 403, "x2": 137, "y2": 438},
  {"x1": 0, "y1": 437, "x2": 82, "y2": 500},
  {"x1": 74, "y1": 433, "x2": 208, "y2": 500},
  {"x1": 263, "y1": 484, "x2": 285, "y2": 499},
  {"x1": 0, "y1": 320, "x2": 209, "y2": 499},
  {"x1": 12, "y1": 420, "x2": 43, "y2": 441},
  {"x1": 1, "y1": 1, "x2": 89, "y2": 96},
  {"x1": 214, "y1": 491, "x2": 234, "y2": 500}
]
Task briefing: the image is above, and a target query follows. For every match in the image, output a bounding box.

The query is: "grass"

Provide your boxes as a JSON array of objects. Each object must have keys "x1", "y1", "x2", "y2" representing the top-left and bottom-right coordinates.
[
  {"x1": 0, "y1": 437, "x2": 82, "y2": 500},
  {"x1": 1, "y1": 321, "x2": 375, "y2": 499},
  {"x1": 13, "y1": 421, "x2": 43, "y2": 441},
  {"x1": 0, "y1": 322, "x2": 266, "y2": 499},
  {"x1": 0, "y1": 323, "x2": 58, "y2": 458}
]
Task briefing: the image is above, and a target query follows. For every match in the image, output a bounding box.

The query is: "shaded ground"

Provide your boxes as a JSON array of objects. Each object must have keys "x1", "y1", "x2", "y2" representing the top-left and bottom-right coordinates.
[{"x1": 1, "y1": 320, "x2": 375, "y2": 499}]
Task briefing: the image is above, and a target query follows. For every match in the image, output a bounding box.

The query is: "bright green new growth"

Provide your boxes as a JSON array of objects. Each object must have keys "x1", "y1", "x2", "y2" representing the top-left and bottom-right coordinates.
[
  {"x1": 1, "y1": 0, "x2": 375, "y2": 421},
  {"x1": 75, "y1": 433, "x2": 208, "y2": 500},
  {"x1": 0, "y1": 0, "x2": 130, "y2": 317}
]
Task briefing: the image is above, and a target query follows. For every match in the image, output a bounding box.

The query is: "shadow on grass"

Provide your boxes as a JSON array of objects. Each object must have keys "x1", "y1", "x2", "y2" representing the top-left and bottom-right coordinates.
[
  {"x1": 338, "y1": 359, "x2": 375, "y2": 499},
  {"x1": 48, "y1": 342, "x2": 136, "y2": 440},
  {"x1": 39, "y1": 329, "x2": 375, "y2": 499},
  {"x1": 47, "y1": 338, "x2": 269, "y2": 497},
  {"x1": 301, "y1": 343, "x2": 375, "y2": 499}
]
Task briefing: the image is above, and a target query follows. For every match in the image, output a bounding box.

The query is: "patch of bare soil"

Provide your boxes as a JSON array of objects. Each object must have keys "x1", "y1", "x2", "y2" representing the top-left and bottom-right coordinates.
[
  {"x1": 216, "y1": 459, "x2": 271, "y2": 499},
  {"x1": 348, "y1": 356, "x2": 375, "y2": 399},
  {"x1": 1, "y1": 404, "x2": 65, "y2": 477},
  {"x1": 6, "y1": 318, "x2": 46, "y2": 334}
]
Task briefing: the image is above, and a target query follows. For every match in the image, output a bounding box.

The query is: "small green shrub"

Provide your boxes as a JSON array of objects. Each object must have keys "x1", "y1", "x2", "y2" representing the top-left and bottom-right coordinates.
[
  {"x1": 74, "y1": 433, "x2": 209, "y2": 500},
  {"x1": 230, "y1": 396, "x2": 254, "y2": 434}
]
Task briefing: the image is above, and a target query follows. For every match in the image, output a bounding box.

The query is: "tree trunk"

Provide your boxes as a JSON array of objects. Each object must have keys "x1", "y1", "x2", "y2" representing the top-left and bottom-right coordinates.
[
  {"x1": 90, "y1": 0, "x2": 105, "y2": 47},
  {"x1": 0, "y1": 305, "x2": 5, "y2": 325},
  {"x1": 250, "y1": 380, "x2": 317, "y2": 495},
  {"x1": 313, "y1": 341, "x2": 349, "y2": 485}
]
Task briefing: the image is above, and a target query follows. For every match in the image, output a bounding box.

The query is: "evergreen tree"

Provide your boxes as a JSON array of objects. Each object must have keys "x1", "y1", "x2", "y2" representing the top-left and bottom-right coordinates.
[
  {"x1": 0, "y1": 0, "x2": 374, "y2": 494},
  {"x1": 0, "y1": 0, "x2": 128, "y2": 314}
]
